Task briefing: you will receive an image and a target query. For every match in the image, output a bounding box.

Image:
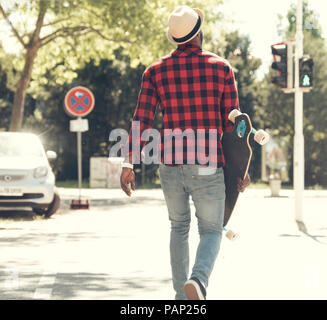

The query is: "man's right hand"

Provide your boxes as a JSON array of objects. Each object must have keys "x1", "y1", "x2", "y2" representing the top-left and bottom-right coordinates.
[{"x1": 120, "y1": 167, "x2": 135, "y2": 197}]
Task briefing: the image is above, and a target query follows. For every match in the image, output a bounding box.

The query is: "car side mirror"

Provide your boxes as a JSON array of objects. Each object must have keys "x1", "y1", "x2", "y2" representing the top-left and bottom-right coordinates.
[{"x1": 46, "y1": 150, "x2": 57, "y2": 160}]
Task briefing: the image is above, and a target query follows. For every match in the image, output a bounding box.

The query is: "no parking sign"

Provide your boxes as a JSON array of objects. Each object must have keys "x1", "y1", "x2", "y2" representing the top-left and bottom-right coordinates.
[
  {"x1": 64, "y1": 86, "x2": 95, "y2": 117},
  {"x1": 64, "y1": 86, "x2": 95, "y2": 209}
]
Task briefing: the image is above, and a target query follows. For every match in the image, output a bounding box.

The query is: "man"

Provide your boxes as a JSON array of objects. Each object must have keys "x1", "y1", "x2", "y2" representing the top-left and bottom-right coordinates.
[{"x1": 120, "y1": 5, "x2": 250, "y2": 300}]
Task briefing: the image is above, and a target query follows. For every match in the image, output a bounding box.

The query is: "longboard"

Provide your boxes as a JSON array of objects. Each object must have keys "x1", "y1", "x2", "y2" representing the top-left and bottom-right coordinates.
[{"x1": 222, "y1": 110, "x2": 269, "y2": 240}]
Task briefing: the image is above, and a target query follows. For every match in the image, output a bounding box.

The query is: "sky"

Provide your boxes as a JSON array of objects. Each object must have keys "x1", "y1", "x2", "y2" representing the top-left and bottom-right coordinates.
[
  {"x1": 1, "y1": 0, "x2": 327, "y2": 79},
  {"x1": 221, "y1": 0, "x2": 327, "y2": 78}
]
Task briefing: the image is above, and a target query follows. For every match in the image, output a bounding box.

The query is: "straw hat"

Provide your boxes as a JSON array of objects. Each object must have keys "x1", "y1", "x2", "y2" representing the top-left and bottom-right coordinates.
[{"x1": 167, "y1": 5, "x2": 204, "y2": 45}]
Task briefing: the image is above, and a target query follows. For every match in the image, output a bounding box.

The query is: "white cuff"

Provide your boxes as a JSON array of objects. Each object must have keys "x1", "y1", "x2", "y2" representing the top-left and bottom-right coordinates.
[{"x1": 122, "y1": 162, "x2": 134, "y2": 169}]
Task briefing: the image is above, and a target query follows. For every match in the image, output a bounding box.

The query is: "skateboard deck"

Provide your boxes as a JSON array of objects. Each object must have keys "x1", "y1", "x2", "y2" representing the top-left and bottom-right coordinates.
[{"x1": 222, "y1": 113, "x2": 253, "y2": 227}]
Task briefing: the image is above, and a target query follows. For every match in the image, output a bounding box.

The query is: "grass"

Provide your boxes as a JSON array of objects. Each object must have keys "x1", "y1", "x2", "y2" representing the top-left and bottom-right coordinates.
[
  {"x1": 56, "y1": 180, "x2": 89, "y2": 188},
  {"x1": 137, "y1": 182, "x2": 162, "y2": 189},
  {"x1": 247, "y1": 182, "x2": 269, "y2": 189}
]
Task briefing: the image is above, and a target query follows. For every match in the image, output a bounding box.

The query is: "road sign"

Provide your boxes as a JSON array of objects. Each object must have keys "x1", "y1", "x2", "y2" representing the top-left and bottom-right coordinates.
[
  {"x1": 70, "y1": 118, "x2": 89, "y2": 132},
  {"x1": 64, "y1": 86, "x2": 95, "y2": 117},
  {"x1": 64, "y1": 86, "x2": 94, "y2": 210}
]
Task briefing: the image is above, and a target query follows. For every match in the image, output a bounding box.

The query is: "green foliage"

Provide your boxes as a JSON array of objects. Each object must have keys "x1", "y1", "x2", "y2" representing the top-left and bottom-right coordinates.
[
  {"x1": 285, "y1": 0, "x2": 322, "y2": 39},
  {"x1": 24, "y1": 50, "x2": 145, "y2": 181},
  {"x1": 259, "y1": 2, "x2": 327, "y2": 186},
  {"x1": 0, "y1": 45, "x2": 15, "y2": 130},
  {"x1": 220, "y1": 31, "x2": 261, "y2": 118},
  {"x1": 1, "y1": 0, "x2": 225, "y2": 183},
  {"x1": 218, "y1": 31, "x2": 262, "y2": 180},
  {"x1": 0, "y1": 0, "x2": 265, "y2": 184},
  {"x1": 4, "y1": 0, "x2": 224, "y2": 101}
]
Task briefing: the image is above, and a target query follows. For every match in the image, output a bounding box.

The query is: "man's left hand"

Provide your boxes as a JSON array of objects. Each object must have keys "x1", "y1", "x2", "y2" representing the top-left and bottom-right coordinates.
[{"x1": 237, "y1": 174, "x2": 251, "y2": 192}]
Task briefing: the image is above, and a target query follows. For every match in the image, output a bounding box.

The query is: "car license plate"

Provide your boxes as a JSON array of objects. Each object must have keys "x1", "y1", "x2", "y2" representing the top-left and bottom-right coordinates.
[{"x1": 0, "y1": 187, "x2": 23, "y2": 196}]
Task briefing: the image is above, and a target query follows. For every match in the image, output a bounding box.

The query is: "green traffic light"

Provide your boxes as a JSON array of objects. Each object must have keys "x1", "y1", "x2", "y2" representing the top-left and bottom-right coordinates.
[{"x1": 302, "y1": 74, "x2": 311, "y2": 87}]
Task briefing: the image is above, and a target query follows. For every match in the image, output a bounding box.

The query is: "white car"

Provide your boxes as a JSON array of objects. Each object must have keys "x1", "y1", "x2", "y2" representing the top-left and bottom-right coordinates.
[{"x1": 0, "y1": 132, "x2": 60, "y2": 217}]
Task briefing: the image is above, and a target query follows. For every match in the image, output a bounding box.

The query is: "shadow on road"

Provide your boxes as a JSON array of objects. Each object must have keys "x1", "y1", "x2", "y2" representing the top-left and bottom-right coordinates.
[
  {"x1": 279, "y1": 232, "x2": 327, "y2": 244},
  {"x1": 0, "y1": 210, "x2": 36, "y2": 222},
  {"x1": 0, "y1": 230, "x2": 130, "y2": 246},
  {"x1": 54, "y1": 273, "x2": 171, "y2": 299},
  {"x1": 0, "y1": 196, "x2": 165, "y2": 222},
  {"x1": 0, "y1": 269, "x2": 171, "y2": 299},
  {"x1": 59, "y1": 196, "x2": 166, "y2": 213},
  {"x1": 90, "y1": 197, "x2": 166, "y2": 208}
]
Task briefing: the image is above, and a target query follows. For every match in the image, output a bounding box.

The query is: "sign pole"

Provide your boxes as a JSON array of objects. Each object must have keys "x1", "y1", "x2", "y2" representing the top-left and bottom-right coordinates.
[
  {"x1": 294, "y1": 0, "x2": 305, "y2": 230},
  {"x1": 77, "y1": 117, "x2": 83, "y2": 201},
  {"x1": 64, "y1": 86, "x2": 95, "y2": 210}
]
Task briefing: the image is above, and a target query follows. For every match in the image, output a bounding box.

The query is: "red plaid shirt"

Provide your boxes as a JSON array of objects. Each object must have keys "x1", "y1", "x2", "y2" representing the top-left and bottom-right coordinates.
[{"x1": 126, "y1": 41, "x2": 239, "y2": 168}]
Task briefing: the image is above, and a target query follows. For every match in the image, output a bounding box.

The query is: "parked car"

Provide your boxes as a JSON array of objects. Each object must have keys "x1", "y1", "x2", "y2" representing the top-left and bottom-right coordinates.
[{"x1": 0, "y1": 132, "x2": 60, "y2": 218}]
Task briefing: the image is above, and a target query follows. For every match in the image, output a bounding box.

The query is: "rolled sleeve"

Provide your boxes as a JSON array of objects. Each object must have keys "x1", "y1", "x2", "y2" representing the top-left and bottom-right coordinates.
[
  {"x1": 221, "y1": 64, "x2": 240, "y2": 132},
  {"x1": 124, "y1": 68, "x2": 159, "y2": 163}
]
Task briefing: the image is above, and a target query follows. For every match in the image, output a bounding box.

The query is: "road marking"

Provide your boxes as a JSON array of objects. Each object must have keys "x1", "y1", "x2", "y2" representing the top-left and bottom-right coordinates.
[{"x1": 33, "y1": 233, "x2": 67, "y2": 300}]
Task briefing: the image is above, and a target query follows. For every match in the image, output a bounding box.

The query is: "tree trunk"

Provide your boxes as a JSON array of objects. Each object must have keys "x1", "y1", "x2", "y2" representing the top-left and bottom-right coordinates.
[
  {"x1": 9, "y1": 46, "x2": 39, "y2": 131},
  {"x1": 9, "y1": 1, "x2": 47, "y2": 131}
]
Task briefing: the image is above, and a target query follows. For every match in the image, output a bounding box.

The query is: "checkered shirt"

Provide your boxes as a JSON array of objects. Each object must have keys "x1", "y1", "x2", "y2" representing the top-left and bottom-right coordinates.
[{"x1": 125, "y1": 41, "x2": 239, "y2": 167}]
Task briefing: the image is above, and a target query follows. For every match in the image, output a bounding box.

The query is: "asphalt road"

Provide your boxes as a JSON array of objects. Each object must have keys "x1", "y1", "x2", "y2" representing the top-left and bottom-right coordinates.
[{"x1": 0, "y1": 187, "x2": 326, "y2": 300}]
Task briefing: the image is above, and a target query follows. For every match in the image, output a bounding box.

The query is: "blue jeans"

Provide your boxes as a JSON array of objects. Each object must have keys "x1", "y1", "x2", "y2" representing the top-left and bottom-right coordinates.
[{"x1": 158, "y1": 163, "x2": 225, "y2": 300}]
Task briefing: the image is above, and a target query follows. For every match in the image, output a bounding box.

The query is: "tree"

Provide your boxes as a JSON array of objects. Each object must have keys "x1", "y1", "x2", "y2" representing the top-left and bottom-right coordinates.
[
  {"x1": 0, "y1": 43, "x2": 15, "y2": 130},
  {"x1": 22, "y1": 49, "x2": 144, "y2": 180},
  {"x1": 217, "y1": 31, "x2": 262, "y2": 180},
  {"x1": 0, "y1": 0, "x2": 223, "y2": 131},
  {"x1": 258, "y1": 1, "x2": 327, "y2": 186}
]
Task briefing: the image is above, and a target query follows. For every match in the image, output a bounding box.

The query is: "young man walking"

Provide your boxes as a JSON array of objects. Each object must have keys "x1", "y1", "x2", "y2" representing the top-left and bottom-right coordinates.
[{"x1": 120, "y1": 5, "x2": 250, "y2": 300}]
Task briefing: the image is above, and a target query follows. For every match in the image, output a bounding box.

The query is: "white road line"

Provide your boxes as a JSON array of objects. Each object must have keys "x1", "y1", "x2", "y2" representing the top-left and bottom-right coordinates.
[{"x1": 33, "y1": 233, "x2": 67, "y2": 300}]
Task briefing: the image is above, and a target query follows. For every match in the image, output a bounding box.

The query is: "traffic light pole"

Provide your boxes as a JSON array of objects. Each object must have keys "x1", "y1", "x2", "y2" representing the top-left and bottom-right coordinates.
[{"x1": 294, "y1": 0, "x2": 305, "y2": 230}]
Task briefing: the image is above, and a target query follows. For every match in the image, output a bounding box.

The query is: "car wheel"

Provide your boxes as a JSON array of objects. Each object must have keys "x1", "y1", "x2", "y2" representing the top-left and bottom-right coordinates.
[{"x1": 44, "y1": 191, "x2": 60, "y2": 218}]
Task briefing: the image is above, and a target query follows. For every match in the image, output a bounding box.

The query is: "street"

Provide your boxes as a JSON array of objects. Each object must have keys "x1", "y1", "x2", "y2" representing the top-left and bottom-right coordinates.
[{"x1": 0, "y1": 187, "x2": 326, "y2": 300}]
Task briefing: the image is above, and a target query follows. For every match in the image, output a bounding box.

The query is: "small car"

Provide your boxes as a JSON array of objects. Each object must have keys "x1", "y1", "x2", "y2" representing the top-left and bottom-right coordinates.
[{"x1": 0, "y1": 132, "x2": 60, "y2": 217}]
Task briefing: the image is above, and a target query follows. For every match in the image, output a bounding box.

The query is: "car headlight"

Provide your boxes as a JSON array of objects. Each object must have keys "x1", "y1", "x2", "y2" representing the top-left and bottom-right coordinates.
[{"x1": 34, "y1": 166, "x2": 48, "y2": 178}]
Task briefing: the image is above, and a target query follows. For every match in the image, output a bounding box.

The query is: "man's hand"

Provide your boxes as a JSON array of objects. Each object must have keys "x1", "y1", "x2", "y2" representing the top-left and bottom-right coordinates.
[
  {"x1": 237, "y1": 173, "x2": 251, "y2": 193},
  {"x1": 120, "y1": 168, "x2": 135, "y2": 197}
]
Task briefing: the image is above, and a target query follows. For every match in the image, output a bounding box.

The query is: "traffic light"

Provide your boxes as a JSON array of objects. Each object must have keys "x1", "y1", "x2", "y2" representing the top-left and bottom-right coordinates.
[
  {"x1": 271, "y1": 44, "x2": 288, "y2": 88},
  {"x1": 299, "y1": 56, "x2": 313, "y2": 89}
]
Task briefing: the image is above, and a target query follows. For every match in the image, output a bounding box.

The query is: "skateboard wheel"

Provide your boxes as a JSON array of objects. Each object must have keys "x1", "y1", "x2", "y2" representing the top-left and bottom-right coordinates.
[
  {"x1": 228, "y1": 109, "x2": 242, "y2": 123},
  {"x1": 225, "y1": 229, "x2": 239, "y2": 241},
  {"x1": 254, "y1": 129, "x2": 270, "y2": 145}
]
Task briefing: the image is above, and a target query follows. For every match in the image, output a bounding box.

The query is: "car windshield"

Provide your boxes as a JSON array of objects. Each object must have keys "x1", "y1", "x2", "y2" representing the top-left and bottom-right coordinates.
[{"x1": 0, "y1": 134, "x2": 44, "y2": 157}]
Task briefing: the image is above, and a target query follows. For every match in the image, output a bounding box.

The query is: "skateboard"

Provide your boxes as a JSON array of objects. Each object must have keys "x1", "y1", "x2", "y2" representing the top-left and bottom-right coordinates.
[{"x1": 222, "y1": 109, "x2": 270, "y2": 240}]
